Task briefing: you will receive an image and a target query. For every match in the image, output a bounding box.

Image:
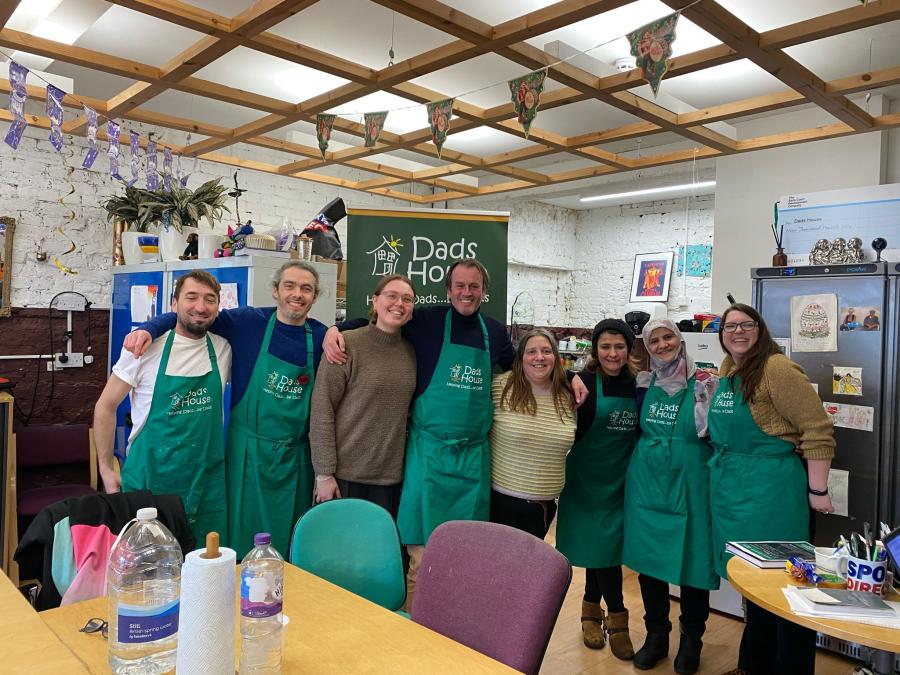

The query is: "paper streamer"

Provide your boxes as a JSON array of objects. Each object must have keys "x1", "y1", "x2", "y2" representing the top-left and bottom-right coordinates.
[
  {"x1": 45, "y1": 85, "x2": 66, "y2": 151},
  {"x1": 146, "y1": 138, "x2": 158, "y2": 190},
  {"x1": 82, "y1": 106, "x2": 99, "y2": 168},
  {"x1": 53, "y1": 147, "x2": 78, "y2": 275},
  {"x1": 175, "y1": 546, "x2": 236, "y2": 675},
  {"x1": 107, "y1": 120, "x2": 123, "y2": 180},
  {"x1": 5, "y1": 61, "x2": 29, "y2": 149},
  {"x1": 163, "y1": 147, "x2": 173, "y2": 192},
  {"x1": 127, "y1": 130, "x2": 140, "y2": 187}
]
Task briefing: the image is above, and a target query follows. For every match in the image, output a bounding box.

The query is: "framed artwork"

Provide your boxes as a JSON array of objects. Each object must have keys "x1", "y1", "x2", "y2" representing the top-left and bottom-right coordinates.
[{"x1": 629, "y1": 251, "x2": 674, "y2": 303}]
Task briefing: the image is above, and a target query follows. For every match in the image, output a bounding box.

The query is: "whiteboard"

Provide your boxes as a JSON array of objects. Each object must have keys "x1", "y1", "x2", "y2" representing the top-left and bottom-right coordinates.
[{"x1": 779, "y1": 183, "x2": 900, "y2": 265}]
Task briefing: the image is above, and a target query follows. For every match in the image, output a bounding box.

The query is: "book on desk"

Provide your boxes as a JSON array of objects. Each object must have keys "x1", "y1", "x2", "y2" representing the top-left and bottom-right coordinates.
[{"x1": 726, "y1": 540, "x2": 815, "y2": 568}]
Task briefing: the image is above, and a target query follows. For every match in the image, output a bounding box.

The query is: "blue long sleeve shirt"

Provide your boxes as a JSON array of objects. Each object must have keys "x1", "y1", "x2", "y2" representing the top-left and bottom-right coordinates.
[{"x1": 137, "y1": 307, "x2": 327, "y2": 409}]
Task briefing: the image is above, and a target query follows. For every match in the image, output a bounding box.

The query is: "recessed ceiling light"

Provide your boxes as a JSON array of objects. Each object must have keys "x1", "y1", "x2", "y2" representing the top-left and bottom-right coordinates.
[{"x1": 580, "y1": 180, "x2": 716, "y2": 202}]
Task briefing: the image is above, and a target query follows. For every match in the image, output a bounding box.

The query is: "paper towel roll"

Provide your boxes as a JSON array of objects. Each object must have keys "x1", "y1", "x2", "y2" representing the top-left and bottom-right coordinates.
[{"x1": 176, "y1": 546, "x2": 237, "y2": 674}]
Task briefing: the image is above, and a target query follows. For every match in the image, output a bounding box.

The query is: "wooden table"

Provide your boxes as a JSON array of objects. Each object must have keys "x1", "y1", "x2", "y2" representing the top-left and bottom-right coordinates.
[
  {"x1": 41, "y1": 562, "x2": 516, "y2": 674},
  {"x1": 727, "y1": 556, "x2": 900, "y2": 673},
  {"x1": 0, "y1": 571, "x2": 90, "y2": 673}
]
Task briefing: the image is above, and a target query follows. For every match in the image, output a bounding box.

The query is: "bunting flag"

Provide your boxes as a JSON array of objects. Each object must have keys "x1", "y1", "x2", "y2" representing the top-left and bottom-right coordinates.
[
  {"x1": 106, "y1": 120, "x2": 123, "y2": 180},
  {"x1": 163, "y1": 147, "x2": 173, "y2": 192},
  {"x1": 627, "y1": 12, "x2": 679, "y2": 98},
  {"x1": 364, "y1": 111, "x2": 388, "y2": 147},
  {"x1": 316, "y1": 113, "x2": 336, "y2": 159},
  {"x1": 508, "y1": 70, "x2": 546, "y2": 138},
  {"x1": 127, "y1": 130, "x2": 140, "y2": 187},
  {"x1": 5, "y1": 61, "x2": 29, "y2": 149},
  {"x1": 146, "y1": 138, "x2": 158, "y2": 190},
  {"x1": 427, "y1": 98, "x2": 453, "y2": 158},
  {"x1": 82, "y1": 106, "x2": 99, "y2": 168},
  {"x1": 45, "y1": 85, "x2": 66, "y2": 151}
]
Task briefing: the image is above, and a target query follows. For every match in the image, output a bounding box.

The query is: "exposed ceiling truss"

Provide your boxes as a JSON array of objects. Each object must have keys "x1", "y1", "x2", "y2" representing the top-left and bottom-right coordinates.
[{"x1": 0, "y1": 0, "x2": 898, "y2": 203}]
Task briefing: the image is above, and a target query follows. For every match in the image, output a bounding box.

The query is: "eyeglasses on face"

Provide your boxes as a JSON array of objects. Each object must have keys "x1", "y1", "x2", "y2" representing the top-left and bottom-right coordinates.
[
  {"x1": 80, "y1": 617, "x2": 108, "y2": 639},
  {"x1": 722, "y1": 321, "x2": 759, "y2": 333},
  {"x1": 379, "y1": 291, "x2": 415, "y2": 305}
]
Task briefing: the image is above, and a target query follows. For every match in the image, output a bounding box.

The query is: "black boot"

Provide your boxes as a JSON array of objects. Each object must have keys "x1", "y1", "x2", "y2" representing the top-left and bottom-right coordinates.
[
  {"x1": 673, "y1": 630, "x2": 702, "y2": 674},
  {"x1": 633, "y1": 630, "x2": 669, "y2": 670}
]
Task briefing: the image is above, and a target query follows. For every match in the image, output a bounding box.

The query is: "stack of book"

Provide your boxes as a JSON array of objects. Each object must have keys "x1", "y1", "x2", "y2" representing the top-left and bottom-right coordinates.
[
  {"x1": 783, "y1": 587, "x2": 899, "y2": 624},
  {"x1": 726, "y1": 541, "x2": 815, "y2": 568}
]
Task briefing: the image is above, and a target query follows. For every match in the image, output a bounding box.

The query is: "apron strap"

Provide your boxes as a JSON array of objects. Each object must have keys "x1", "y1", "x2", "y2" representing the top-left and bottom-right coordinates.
[
  {"x1": 410, "y1": 424, "x2": 483, "y2": 452},
  {"x1": 442, "y1": 309, "x2": 491, "y2": 354}
]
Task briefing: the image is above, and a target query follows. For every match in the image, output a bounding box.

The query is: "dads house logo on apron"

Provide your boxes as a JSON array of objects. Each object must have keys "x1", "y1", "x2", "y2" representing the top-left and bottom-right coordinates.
[
  {"x1": 265, "y1": 371, "x2": 305, "y2": 400},
  {"x1": 646, "y1": 401, "x2": 679, "y2": 425},
  {"x1": 448, "y1": 363, "x2": 484, "y2": 391},
  {"x1": 169, "y1": 387, "x2": 213, "y2": 416},
  {"x1": 606, "y1": 409, "x2": 638, "y2": 432},
  {"x1": 712, "y1": 389, "x2": 735, "y2": 414}
]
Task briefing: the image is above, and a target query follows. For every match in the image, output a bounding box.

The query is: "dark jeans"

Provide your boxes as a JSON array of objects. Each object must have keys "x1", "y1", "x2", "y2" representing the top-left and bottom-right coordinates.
[
  {"x1": 335, "y1": 479, "x2": 402, "y2": 520},
  {"x1": 489, "y1": 489, "x2": 557, "y2": 540},
  {"x1": 738, "y1": 601, "x2": 815, "y2": 675},
  {"x1": 638, "y1": 574, "x2": 709, "y2": 639},
  {"x1": 584, "y1": 566, "x2": 625, "y2": 612}
]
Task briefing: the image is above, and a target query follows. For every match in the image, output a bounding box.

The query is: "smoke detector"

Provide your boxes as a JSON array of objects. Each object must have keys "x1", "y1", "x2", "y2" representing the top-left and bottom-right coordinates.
[{"x1": 615, "y1": 57, "x2": 636, "y2": 72}]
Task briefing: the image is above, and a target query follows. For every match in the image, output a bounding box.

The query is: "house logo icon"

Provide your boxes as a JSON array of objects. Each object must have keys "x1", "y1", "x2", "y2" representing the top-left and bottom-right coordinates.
[{"x1": 366, "y1": 235, "x2": 404, "y2": 276}]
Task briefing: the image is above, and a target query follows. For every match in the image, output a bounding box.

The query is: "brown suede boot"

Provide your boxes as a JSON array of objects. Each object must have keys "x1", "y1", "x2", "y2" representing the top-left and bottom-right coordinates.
[
  {"x1": 581, "y1": 600, "x2": 606, "y2": 649},
  {"x1": 605, "y1": 609, "x2": 635, "y2": 660}
]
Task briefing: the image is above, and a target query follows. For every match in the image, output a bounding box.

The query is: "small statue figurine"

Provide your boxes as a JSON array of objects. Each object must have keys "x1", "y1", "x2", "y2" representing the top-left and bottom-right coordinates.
[
  {"x1": 809, "y1": 239, "x2": 830, "y2": 265},
  {"x1": 846, "y1": 237, "x2": 864, "y2": 263},
  {"x1": 828, "y1": 237, "x2": 847, "y2": 264}
]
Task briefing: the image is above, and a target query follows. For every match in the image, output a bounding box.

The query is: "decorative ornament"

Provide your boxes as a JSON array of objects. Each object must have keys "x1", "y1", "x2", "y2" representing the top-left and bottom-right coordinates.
[
  {"x1": 5, "y1": 61, "x2": 29, "y2": 149},
  {"x1": 809, "y1": 238, "x2": 829, "y2": 265},
  {"x1": 82, "y1": 106, "x2": 99, "y2": 168},
  {"x1": 106, "y1": 120, "x2": 123, "y2": 180},
  {"x1": 316, "y1": 113, "x2": 336, "y2": 159},
  {"x1": 427, "y1": 98, "x2": 453, "y2": 158},
  {"x1": 127, "y1": 130, "x2": 140, "y2": 187},
  {"x1": 163, "y1": 147, "x2": 173, "y2": 192},
  {"x1": 364, "y1": 111, "x2": 388, "y2": 147},
  {"x1": 180, "y1": 133, "x2": 198, "y2": 187},
  {"x1": 45, "y1": 85, "x2": 66, "y2": 152},
  {"x1": 146, "y1": 137, "x2": 158, "y2": 190},
  {"x1": 627, "y1": 12, "x2": 679, "y2": 98},
  {"x1": 53, "y1": 146, "x2": 78, "y2": 275},
  {"x1": 846, "y1": 237, "x2": 864, "y2": 263},
  {"x1": 828, "y1": 237, "x2": 847, "y2": 264},
  {"x1": 508, "y1": 70, "x2": 546, "y2": 138}
]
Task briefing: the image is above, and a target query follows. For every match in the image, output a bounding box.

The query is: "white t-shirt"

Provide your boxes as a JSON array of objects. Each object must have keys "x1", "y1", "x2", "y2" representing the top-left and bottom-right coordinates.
[{"x1": 112, "y1": 330, "x2": 232, "y2": 448}]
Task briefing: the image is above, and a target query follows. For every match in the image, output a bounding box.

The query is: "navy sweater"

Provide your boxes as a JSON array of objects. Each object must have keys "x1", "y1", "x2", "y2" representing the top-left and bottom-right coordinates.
[{"x1": 574, "y1": 369, "x2": 638, "y2": 442}]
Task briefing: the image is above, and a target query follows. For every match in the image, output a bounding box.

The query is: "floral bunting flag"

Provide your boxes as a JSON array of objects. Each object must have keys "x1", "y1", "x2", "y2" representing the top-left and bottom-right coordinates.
[
  {"x1": 508, "y1": 70, "x2": 546, "y2": 138},
  {"x1": 5, "y1": 61, "x2": 29, "y2": 149},
  {"x1": 163, "y1": 147, "x2": 173, "y2": 192},
  {"x1": 45, "y1": 85, "x2": 66, "y2": 151},
  {"x1": 316, "y1": 113, "x2": 336, "y2": 159},
  {"x1": 427, "y1": 98, "x2": 453, "y2": 158},
  {"x1": 627, "y1": 12, "x2": 679, "y2": 98},
  {"x1": 146, "y1": 138, "x2": 158, "y2": 190},
  {"x1": 106, "y1": 120, "x2": 123, "y2": 180},
  {"x1": 82, "y1": 106, "x2": 99, "y2": 168},
  {"x1": 127, "y1": 130, "x2": 140, "y2": 187},
  {"x1": 364, "y1": 111, "x2": 388, "y2": 148}
]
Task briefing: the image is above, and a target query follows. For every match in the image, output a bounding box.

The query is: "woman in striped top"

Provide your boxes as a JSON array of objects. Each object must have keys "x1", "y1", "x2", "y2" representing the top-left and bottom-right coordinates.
[{"x1": 488, "y1": 329, "x2": 576, "y2": 540}]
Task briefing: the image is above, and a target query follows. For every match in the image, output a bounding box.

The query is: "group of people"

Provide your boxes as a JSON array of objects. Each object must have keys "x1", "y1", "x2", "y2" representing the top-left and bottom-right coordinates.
[{"x1": 95, "y1": 257, "x2": 835, "y2": 675}]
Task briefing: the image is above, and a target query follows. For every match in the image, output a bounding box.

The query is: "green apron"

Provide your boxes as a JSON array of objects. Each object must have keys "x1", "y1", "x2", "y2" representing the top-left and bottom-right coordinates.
[
  {"x1": 396, "y1": 311, "x2": 493, "y2": 545},
  {"x1": 556, "y1": 375, "x2": 638, "y2": 568},
  {"x1": 623, "y1": 376, "x2": 718, "y2": 590},
  {"x1": 707, "y1": 376, "x2": 809, "y2": 579},
  {"x1": 225, "y1": 314, "x2": 315, "y2": 558},
  {"x1": 122, "y1": 330, "x2": 226, "y2": 545}
]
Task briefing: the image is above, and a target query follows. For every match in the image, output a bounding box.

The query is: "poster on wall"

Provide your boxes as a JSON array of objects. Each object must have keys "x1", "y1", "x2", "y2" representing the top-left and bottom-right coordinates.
[
  {"x1": 629, "y1": 251, "x2": 674, "y2": 302},
  {"x1": 345, "y1": 208, "x2": 508, "y2": 323},
  {"x1": 790, "y1": 293, "x2": 837, "y2": 352}
]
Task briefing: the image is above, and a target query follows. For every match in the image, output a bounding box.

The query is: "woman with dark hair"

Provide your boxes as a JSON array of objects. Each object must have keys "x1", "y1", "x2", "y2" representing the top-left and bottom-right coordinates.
[
  {"x1": 709, "y1": 304, "x2": 834, "y2": 675},
  {"x1": 623, "y1": 319, "x2": 719, "y2": 675},
  {"x1": 488, "y1": 329, "x2": 576, "y2": 540},
  {"x1": 556, "y1": 319, "x2": 639, "y2": 660}
]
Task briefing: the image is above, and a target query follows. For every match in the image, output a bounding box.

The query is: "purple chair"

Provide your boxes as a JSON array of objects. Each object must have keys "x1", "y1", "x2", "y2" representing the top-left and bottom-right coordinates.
[{"x1": 411, "y1": 520, "x2": 572, "y2": 674}]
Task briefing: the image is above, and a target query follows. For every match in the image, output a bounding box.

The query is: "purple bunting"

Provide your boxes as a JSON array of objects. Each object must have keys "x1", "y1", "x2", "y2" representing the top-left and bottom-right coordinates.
[
  {"x1": 5, "y1": 61, "x2": 29, "y2": 149},
  {"x1": 107, "y1": 120, "x2": 124, "y2": 180},
  {"x1": 82, "y1": 106, "x2": 99, "y2": 168},
  {"x1": 127, "y1": 130, "x2": 140, "y2": 187},
  {"x1": 163, "y1": 147, "x2": 173, "y2": 192},
  {"x1": 45, "y1": 84, "x2": 66, "y2": 151},
  {"x1": 146, "y1": 138, "x2": 158, "y2": 190}
]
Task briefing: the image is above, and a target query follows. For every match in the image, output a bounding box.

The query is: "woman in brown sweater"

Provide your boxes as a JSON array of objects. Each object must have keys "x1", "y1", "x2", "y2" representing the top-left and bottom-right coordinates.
[
  {"x1": 309, "y1": 275, "x2": 417, "y2": 518},
  {"x1": 709, "y1": 303, "x2": 834, "y2": 675}
]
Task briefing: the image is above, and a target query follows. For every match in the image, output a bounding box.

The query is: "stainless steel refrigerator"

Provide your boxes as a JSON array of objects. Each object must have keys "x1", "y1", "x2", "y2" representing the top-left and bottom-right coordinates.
[{"x1": 751, "y1": 262, "x2": 896, "y2": 547}]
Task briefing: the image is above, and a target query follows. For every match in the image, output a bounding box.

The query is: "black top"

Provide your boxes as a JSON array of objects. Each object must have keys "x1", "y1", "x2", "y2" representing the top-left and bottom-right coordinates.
[{"x1": 574, "y1": 369, "x2": 637, "y2": 442}]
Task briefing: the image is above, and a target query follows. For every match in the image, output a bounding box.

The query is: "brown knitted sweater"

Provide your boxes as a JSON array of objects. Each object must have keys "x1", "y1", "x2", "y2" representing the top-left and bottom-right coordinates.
[
  {"x1": 719, "y1": 353, "x2": 835, "y2": 460},
  {"x1": 310, "y1": 324, "x2": 416, "y2": 484}
]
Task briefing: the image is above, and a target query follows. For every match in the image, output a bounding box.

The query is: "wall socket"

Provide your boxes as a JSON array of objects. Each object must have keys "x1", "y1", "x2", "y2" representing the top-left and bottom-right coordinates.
[{"x1": 48, "y1": 353, "x2": 84, "y2": 369}]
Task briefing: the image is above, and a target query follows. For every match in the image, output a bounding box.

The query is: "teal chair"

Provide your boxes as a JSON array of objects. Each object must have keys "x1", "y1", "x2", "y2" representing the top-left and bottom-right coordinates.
[{"x1": 289, "y1": 499, "x2": 406, "y2": 612}]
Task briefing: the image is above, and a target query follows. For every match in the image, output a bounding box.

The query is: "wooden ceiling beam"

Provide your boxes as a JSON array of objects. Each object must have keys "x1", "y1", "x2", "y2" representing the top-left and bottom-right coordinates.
[
  {"x1": 759, "y1": 0, "x2": 900, "y2": 50},
  {"x1": 0, "y1": 1, "x2": 21, "y2": 30},
  {"x1": 103, "y1": 0, "x2": 232, "y2": 35}
]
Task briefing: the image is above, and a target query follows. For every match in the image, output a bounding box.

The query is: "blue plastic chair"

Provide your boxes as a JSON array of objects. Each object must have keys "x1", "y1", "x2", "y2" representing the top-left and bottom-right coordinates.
[{"x1": 289, "y1": 499, "x2": 406, "y2": 612}]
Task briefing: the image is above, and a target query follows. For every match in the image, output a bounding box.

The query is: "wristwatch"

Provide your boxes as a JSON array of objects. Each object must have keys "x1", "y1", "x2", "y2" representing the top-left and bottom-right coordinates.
[{"x1": 808, "y1": 485, "x2": 828, "y2": 496}]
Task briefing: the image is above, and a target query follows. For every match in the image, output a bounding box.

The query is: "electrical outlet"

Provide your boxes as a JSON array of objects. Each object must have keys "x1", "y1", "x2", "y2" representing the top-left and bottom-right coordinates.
[
  {"x1": 49, "y1": 353, "x2": 84, "y2": 369},
  {"x1": 54, "y1": 295, "x2": 87, "y2": 311}
]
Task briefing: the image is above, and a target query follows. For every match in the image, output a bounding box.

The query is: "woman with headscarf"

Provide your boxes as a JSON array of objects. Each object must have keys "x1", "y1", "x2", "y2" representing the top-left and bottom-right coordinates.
[
  {"x1": 622, "y1": 319, "x2": 719, "y2": 675},
  {"x1": 556, "y1": 319, "x2": 639, "y2": 660}
]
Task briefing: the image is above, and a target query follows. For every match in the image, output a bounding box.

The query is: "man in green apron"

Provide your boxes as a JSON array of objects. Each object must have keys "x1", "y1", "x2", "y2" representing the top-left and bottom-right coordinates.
[{"x1": 95, "y1": 270, "x2": 231, "y2": 545}]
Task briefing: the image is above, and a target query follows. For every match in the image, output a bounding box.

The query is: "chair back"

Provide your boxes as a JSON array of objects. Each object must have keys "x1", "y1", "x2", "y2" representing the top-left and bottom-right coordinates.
[
  {"x1": 290, "y1": 499, "x2": 405, "y2": 611},
  {"x1": 411, "y1": 520, "x2": 572, "y2": 675},
  {"x1": 14, "y1": 424, "x2": 92, "y2": 467}
]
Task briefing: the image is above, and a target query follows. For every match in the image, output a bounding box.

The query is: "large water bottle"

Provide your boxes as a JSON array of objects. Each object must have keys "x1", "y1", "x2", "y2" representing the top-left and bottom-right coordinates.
[
  {"x1": 239, "y1": 532, "x2": 284, "y2": 674},
  {"x1": 107, "y1": 507, "x2": 183, "y2": 675}
]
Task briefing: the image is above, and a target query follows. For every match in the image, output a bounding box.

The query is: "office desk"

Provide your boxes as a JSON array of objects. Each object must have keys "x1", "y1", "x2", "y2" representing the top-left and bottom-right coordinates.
[
  {"x1": 41, "y1": 562, "x2": 516, "y2": 673},
  {"x1": 0, "y1": 571, "x2": 89, "y2": 673}
]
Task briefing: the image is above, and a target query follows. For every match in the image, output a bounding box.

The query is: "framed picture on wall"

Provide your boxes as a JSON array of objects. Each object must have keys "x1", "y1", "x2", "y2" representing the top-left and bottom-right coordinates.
[{"x1": 629, "y1": 251, "x2": 674, "y2": 303}]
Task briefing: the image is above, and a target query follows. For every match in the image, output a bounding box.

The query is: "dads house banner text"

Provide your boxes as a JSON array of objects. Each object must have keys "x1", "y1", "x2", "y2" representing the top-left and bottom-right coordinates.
[{"x1": 346, "y1": 207, "x2": 509, "y2": 324}]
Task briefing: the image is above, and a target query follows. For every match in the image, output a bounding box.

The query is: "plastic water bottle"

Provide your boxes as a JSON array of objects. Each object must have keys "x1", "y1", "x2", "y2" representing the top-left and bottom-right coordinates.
[
  {"x1": 239, "y1": 532, "x2": 284, "y2": 674},
  {"x1": 107, "y1": 507, "x2": 183, "y2": 675}
]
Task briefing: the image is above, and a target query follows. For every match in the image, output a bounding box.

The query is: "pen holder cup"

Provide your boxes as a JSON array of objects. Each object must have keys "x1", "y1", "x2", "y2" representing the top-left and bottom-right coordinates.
[
  {"x1": 845, "y1": 554, "x2": 888, "y2": 595},
  {"x1": 814, "y1": 547, "x2": 848, "y2": 575}
]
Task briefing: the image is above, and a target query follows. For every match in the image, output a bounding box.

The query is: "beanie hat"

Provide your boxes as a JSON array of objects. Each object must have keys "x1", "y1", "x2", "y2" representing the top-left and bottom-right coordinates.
[{"x1": 591, "y1": 319, "x2": 635, "y2": 351}]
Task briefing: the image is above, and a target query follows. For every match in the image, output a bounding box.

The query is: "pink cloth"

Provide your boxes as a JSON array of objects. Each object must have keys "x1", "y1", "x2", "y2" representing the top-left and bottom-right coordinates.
[{"x1": 61, "y1": 523, "x2": 115, "y2": 606}]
